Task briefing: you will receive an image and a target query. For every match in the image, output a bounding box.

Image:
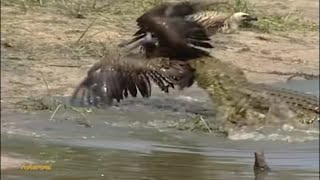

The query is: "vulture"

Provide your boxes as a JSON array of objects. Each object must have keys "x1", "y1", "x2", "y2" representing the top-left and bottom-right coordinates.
[
  {"x1": 118, "y1": 1, "x2": 228, "y2": 60},
  {"x1": 119, "y1": 1, "x2": 257, "y2": 54},
  {"x1": 71, "y1": 1, "x2": 215, "y2": 106},
  {"x1": 185, "y1": 11, "x2": 258, "y2": 36},
  {"x1": 70, "y1": 51, "x2": 196, "y2": 106}
]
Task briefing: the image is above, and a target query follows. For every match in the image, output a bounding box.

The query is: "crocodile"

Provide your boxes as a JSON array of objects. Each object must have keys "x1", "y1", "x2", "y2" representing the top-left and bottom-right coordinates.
[
  {"x1": 72, "y1": 51, "x2": 319, "y2": 133},
  {"x1": 190, "y1": 56, "x2": 319, "y2": 132}
]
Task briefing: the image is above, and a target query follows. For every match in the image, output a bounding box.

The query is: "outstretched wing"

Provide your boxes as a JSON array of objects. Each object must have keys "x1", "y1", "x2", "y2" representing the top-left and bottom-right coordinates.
[
  {"x1": 138, "y1": 16, "x2": 213, "y2": 60},
  {"x1": 71, "y1": 52, "x2": 195, "y2": 106},
  {"x1": 131, "y1": 1, "x2": 209, "y2": 38},
  {"x1": 118, "y1": 1, "x2": 200, "y2": 48},
  {"x1": 119, "y1": 1, "x2": 219, "y2": 59},
  {"x1": 135, "y1": 0, "x2": 228, "y2": 31}
]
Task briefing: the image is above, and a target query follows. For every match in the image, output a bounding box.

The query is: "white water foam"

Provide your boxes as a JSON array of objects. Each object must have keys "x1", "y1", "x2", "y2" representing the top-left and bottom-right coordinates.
[
  {"x1": 227, "y1": 124, "x2": 319, "y2": 142},
  {"x1": 175, "y1": 95, "x2": 202, "y2": 102}
]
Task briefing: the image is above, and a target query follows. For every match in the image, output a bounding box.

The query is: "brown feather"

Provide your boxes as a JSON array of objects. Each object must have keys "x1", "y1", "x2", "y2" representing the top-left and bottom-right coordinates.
[
  {"x1": 119, "y1": 1, "x2": 216, "y2": 60},
  {"x1": 127, "y1": 75, "x2": 138, "y2": 97},
  {"x1": 71, "y1": 51, "x2": 196, "y2": 106}
]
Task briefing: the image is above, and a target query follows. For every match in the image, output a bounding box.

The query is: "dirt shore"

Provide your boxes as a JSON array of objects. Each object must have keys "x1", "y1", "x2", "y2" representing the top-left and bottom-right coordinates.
[{"x1": 1, "y1": 0, "x2": 319, "y2": 111}]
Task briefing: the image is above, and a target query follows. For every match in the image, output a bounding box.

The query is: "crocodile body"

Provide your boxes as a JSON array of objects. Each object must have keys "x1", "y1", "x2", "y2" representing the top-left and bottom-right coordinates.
[{"x1": 191, "y1": 57, "x2": 319, "y2": 130}]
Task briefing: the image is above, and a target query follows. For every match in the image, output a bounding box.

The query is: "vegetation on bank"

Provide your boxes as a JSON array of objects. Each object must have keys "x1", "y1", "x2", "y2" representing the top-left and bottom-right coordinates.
[{"x1": 3, "y1": 0, "x2": 318, "y2": 33}]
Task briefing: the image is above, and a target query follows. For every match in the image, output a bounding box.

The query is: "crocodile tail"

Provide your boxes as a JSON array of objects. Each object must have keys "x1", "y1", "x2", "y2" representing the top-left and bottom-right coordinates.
[{"x1": 247, "y1": 83, "x2": 320, "y2": 115}]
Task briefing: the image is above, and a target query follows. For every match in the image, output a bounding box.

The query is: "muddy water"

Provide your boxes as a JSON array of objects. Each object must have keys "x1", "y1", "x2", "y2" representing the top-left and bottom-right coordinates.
[{"x1": 1, "y1": 80, "x2": 319, "y2": 180}]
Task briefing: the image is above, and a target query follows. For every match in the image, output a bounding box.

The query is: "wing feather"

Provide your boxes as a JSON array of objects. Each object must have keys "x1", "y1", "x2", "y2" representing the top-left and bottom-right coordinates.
[{"x1": 71, "y1": 53, "x2": 196, "y2": 106}]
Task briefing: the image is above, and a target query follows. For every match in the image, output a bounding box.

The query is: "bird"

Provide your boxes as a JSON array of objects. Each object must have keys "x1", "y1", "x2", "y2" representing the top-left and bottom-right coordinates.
[
  {"x1": 70, "y1": 1, "x2": 225, "y2": 106},
  {"x1": 118, "y1": 1, "x2": 228, "y2": 60},
  {"x1": 133, "y1": 15, "x2": 214, "y2": 60},
  {"x1": 118, "y1": 1, "x2": 257, "y2": 54},
  {"x1": 185, "y1": 11, "x2": 258, "y2": 36},
  {"x1": 70, "y1": 50, "x2": 196, "y2": 106},
  {"x1": 71, "y1": 2, "x2": 216, "y2": 106}
]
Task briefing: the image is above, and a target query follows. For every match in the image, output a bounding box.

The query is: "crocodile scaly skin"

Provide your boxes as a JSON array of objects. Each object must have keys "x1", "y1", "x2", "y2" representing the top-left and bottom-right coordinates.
[{"x1": 192, "y1": 57, "x2": 319, "y2": 126}]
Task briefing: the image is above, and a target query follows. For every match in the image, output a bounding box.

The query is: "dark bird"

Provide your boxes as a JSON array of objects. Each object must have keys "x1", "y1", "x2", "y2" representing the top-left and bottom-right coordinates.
[
  {"x1": 118, "y1": 1, "x2": 227, "y2": 60},
  {"x1": 136, "y1": 16, "x2": 214, "y2": 60},
  {"x1": 119, "y1": 1, "x2": 258, "y2": 58},
  {"x1": 71, "y1": 1, "x2": 216, "y2": 106},
  {"x1": 71, "y1": 51, "x2": 196, "y2": 106}
]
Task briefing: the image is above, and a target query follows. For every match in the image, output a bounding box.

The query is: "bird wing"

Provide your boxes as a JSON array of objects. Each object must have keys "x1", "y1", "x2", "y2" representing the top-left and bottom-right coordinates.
[
  {"x1": 137, "y1": 1, "x2": 229, "y2": 24},
  {"x1": 186, "y1": 11, "x2": 229, "y2": 36},
  {"x1": 71, "y1": 51, "x2": 195, "y2": 106},
  {"x1": 120, "y1": 1, "x2": 224, "y2": 49},
  {"x1": 134, "y1": 15, "x2": 213, "y2": 60},
  {"x1": 132, "y1": 1, "x2": 194, "y2": 38}
]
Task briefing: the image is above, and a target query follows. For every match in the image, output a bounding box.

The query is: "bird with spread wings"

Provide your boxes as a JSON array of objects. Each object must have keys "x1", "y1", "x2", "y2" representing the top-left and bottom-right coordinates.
[
  {"x1": 119, "y1": 1, "x2": 257, "y2": 53},
  {"x1": 71, "y1": 1, "x2": 216, "y2": 107}
]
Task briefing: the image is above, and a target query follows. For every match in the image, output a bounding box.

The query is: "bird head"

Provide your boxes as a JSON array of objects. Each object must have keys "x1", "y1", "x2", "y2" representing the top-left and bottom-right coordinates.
[{"x1": 231, "y1": 12, "x2": 258, "y2": 25}]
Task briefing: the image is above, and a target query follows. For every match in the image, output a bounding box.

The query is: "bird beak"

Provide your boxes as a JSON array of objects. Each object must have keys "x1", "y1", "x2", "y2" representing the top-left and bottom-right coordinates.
[{"x1": 246, "y1": 15, "x2": 258, "y2": 21}]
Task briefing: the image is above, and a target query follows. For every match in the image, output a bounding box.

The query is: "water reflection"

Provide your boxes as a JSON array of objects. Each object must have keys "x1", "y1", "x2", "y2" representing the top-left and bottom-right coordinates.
[
  {"x1": 2, "y1": 148, "x2": 248, "y2": 180},
  {"x1": 1, "y1": 80, "x2": 319, "y2": 179},
  {"x1": 2, "y1": 134, "x2": 319, "y2": 180}
]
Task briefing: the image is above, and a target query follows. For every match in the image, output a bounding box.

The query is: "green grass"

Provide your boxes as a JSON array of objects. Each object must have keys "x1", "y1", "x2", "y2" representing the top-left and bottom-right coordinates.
[
  {"x1": 133, "y1": 0, "x2": 164, "y2": 13},
  {"x1": 252, "y1": 15, "x2": 319, "y2": 33},
  {"x1": 231, "y1": 0, "x2": 255, "y2": 14},
  {"x1": 204, "y1": 0, "x2": 255, "y2": 14},
  {"x1": 205, "y1": 0, "x2": 318, "y2": 33},
  {"x1": 2, "y1": 0, "x2": 165, "y2": 18},
  {"x1": 230, "y1": 0, "x2": 318, "y2": 33},
  {"x1": 3, "y1": 0, "x2": 318, "y2": 33}
]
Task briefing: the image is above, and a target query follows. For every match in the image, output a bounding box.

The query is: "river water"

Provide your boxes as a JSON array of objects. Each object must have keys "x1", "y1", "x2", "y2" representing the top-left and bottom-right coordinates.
[{"x1": 1, "y1": 79, "x2": 319, "y2": 180}]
